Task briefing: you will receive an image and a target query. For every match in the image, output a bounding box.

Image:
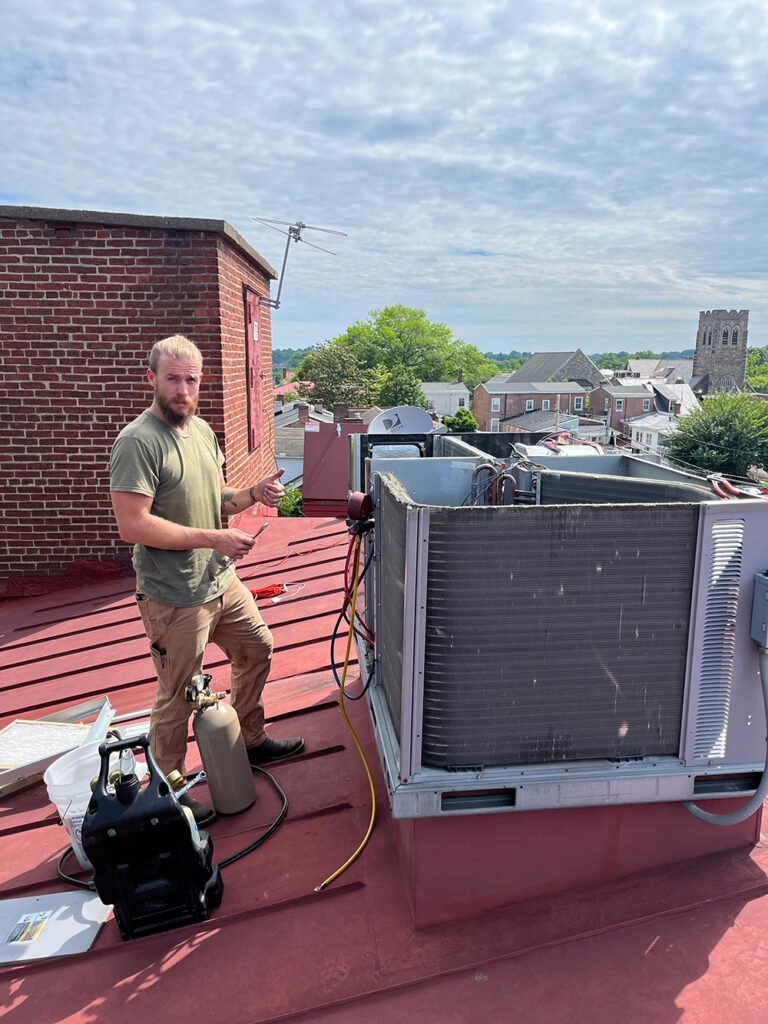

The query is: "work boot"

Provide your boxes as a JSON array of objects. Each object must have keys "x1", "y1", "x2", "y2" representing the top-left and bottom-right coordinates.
[
  {"x1": 247, "y1": 735, "x2": 304, "y2": 766},
  {"x1": 179, "y1": 792, "x2": 216, "y2": 827}
]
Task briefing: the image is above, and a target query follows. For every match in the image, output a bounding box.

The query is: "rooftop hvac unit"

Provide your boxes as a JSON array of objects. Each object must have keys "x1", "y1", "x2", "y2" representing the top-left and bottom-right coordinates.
[{"x1": 360, "y1": 456, "x2": 768, "y2": 818}]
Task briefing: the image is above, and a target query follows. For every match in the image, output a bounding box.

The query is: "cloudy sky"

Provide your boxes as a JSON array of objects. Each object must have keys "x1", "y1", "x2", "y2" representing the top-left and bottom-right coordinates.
[{"x1": 2, "y1": 0, "x2": 767, "y2": 354}]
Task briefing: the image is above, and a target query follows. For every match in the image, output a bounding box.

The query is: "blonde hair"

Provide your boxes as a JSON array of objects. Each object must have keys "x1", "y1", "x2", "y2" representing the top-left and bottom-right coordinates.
[{"x1": 149, "y1": 335, "x2": 203, "y2": 372}]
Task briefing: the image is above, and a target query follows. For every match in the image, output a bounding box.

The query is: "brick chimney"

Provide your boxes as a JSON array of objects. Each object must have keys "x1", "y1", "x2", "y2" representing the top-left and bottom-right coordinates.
[
  {"x1": 314, "y1": 399, "x2": 323, "y2": 412},
  {"x1": 457, "y1": 368, "x2": 463, "y2": 383},
  {"x1": 673, "y1": 401, "x2": 682, "y2": 416},
  {"x1": 275, "y1": 394, "x2": 284, "y2": 407},
  {"x1": 297, "y1": 402, "x2": 310, "y2": 423},
  {"x1": 333, "y1": 403, "x2": 349, "y2": 422}
]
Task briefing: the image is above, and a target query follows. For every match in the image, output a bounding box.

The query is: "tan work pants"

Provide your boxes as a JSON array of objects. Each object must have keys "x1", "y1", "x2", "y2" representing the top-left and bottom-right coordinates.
[{"x1": 136, "y1": 575, "x2": 273, "y2": 776}]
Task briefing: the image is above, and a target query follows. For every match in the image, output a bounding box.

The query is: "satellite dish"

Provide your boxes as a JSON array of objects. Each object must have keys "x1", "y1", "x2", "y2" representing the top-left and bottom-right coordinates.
[{"x1": 367, "y1": 406, "x2": 435, "y2": 435}]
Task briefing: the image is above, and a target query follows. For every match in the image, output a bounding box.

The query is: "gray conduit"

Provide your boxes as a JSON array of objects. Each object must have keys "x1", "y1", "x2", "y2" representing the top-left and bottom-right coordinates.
[{"x1": 682, "y1": 647, "x2": 768, "y2": 825}]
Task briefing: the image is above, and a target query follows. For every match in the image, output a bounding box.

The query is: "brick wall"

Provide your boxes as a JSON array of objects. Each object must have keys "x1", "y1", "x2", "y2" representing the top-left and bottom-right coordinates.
[
  {"x1": 472, "y1": 385, "x2": 492, "y2": 429},
  {"x1": 215, "y1": 237, "x2": 275, "y2": 494},
  {"x1": 591, "y1": 387, "x2": 655, "y2": 436},
  {"x1": 472, "y1": 384, "x2": 585, "y2": 430},
  {"x1": 0, "y1": 212, "x2": 275, "y2": 596}
]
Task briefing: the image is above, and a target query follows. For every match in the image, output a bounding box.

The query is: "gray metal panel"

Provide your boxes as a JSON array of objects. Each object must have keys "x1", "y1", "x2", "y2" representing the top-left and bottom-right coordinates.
[
  {"x1": 682, "y1": 501, "x2": 768, "y2": 765},
  {"x1": 371, "y1": 458, "x2": 489, "y2": 506},
  {"x1": 399, "y1": 507, "x2": 430, "y2": 781},
  {"x1": 375, "y1": 477, "x2": 409, "y2": 741},
  {"x1": 420, "y1": 503, "x2": 699, "y2": 768},
  {"x1": 538, "y1": 470, "x2": 712, "y2": 505}
]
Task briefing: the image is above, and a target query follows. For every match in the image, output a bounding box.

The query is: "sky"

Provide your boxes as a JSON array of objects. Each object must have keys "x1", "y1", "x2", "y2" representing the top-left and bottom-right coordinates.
[{"x1": 2, "y1": 0, "x2": 767, "y2": 355}]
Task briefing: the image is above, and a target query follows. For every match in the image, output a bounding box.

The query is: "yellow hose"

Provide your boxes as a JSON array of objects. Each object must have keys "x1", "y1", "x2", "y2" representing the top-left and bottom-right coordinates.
[{"x1": 314, "y1": 535, "x2": 376, "y2": 892}]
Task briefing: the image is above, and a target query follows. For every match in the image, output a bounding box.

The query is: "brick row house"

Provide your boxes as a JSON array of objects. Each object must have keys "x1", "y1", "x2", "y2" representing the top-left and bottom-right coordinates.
[
  {"x1": 473, "y1": 379, "x2": 588, "y2": 432},
  {"x1": 590, "y1": 383, "x2": 655, "y2": 439},
  {"x1": 0, "y1": 205, "x2": 278, "y2": 596}
]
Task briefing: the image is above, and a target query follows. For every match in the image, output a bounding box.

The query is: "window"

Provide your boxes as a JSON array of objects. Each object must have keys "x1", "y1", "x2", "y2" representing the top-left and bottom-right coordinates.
[
  {"x1": 642, "y1": 398, "x2": 651, "y2": 411},
  {"x1": 458, "y1": 397, "x2": 466, "y2": 407},
  {"x1": 604, "y1": 398, "x2": 610, "y2": 410},
  {"x1": 708, "y1": 331, "x2": 712, "y2": 345},
  {"x1": 722, "y1": 329, "x2": 729, "y2": 345},
  {"x1": 615, "y1": 398, "x2": 624, "y2": 412},
  {"x1": 491, "y1": 397, "x2": 501, "y2": 412},
  {"x1": 732, "y1": 329, "x2": 738, "y2": 346},
  {"x1": 542, "y1": 399, "x2": 550, "y2": 411},
  {"x1": 490, "y1": 418, "x2": 500, "y2": 431},
  {"x1": 574, "y1": 396, "x2": 583, "y2": 411},
  {"x1": 646, "y1": 433, "x2": 653, "y2": 445},
  {"x1": 525, "y1": 399, "x2": 534, "y2": 411}
]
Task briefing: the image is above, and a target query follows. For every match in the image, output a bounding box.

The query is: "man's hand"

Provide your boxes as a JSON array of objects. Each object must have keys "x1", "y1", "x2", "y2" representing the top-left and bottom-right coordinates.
[
  {"x1": 254, "y1": 469, "x2": 285, "y2": 508},
  {"x1": 210, "y1": 527, "x2": 258, "y2": 559}
]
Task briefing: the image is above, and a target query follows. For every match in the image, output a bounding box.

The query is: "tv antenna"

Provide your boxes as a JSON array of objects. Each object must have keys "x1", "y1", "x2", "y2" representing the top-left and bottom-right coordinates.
[{"x1": 253, "y1": 217, "x2": 347, "y2": 310}]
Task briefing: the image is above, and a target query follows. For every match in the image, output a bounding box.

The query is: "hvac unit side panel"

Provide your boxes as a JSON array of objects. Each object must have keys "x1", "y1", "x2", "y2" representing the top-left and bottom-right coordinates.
[
  {"x1": 375, "y1": 478, "x2": 410, "y2": 743},
  {"x1": 539, "y1": 472, "x2": 712, "y2": 506},
  {"x1": 682, "y1": 502, "x2": 768, "y2": 766},
  {"x1": 399, "y1": 508, "x2": 429, "y2": 780},
  {"x1": 421, "y1": 504, "x2": 698, "y2": 769}
]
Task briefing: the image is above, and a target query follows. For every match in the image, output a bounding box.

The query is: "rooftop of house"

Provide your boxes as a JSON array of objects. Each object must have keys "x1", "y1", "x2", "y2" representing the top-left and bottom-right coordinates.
[
  {"x1": 419, "y1": 381, "x2": 470, "y2": 393},
  {"x1": 480, "y1": 379, "x2": 588, "y2": 395},
  {"x1": 3, "y1": 515, "x2": 768, "y2": 1022},
  {"x1": 625, "y1": 358, "x2": 661, "y2": 375},
  {"x1": 273, "y1": 401, "x2": 335, "y2": 426},
  {"x1": 652, "y1": 381, "x2": 699, "y2": 416},
  {"x1": 601, "y1": 383, "x2": 655, "y2": 398},
  {"x1": 656, "y1": 359, "x2": 695, "y2": 383},
  {"x1": 621, "y1": 411, "x2": 680, "y2": 431},
  {"x1": 509, "y1": 350, "x2": 595, "y2": 382}
]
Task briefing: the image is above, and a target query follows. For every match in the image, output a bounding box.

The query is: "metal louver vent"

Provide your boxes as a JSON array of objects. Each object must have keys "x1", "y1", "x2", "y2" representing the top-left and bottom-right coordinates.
[{"x1": 693, "y1": 519, "x2": 745, "y2": 759}]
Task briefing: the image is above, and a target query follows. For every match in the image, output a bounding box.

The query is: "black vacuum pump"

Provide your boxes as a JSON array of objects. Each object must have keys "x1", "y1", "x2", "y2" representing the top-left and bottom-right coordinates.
[{"x1": 81, "y1": 734, "x2": 223, "y2": 941}]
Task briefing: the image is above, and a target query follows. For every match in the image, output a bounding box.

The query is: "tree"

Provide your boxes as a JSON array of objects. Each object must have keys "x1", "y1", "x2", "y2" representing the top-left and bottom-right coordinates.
[
  {"x1": 591, "y1": 352, "x2": 628, "y2": 371},
  {"x1": 333, "y1": 305, "x2": 497, "y2": 390},
  {"x1": 294, "y1": 341, "x2": 386, "y2": 408},
  {"x1": 272, "y1": 346, "x2": 313, "y2": 374},
  {"x1": 443, "y1": 408, "x2": 479, "y2": 433},
  {"x1": 662, "y1": 393, "x2": 768, "y2": 478},
  {"x1": 278, "y1": 487, "x2": 303, "y2": 517},
  {"x1": 377, "y1": 364, "x2": 427, "y2": 408},
  {"x1": 746, "y1": 346, "x2": 768, "y2": 392}
]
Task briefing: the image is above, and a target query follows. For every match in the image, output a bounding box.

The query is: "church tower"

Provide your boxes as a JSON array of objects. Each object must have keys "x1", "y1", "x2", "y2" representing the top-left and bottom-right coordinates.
[{"x1": 692, "y1": 309, "x2": 749, "y2": 392}]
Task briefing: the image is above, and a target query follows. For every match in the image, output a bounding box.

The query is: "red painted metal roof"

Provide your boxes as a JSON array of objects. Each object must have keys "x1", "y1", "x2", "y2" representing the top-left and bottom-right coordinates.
[{"x1": 2, "y1": 516, "x2": 768, "y2": 1023}]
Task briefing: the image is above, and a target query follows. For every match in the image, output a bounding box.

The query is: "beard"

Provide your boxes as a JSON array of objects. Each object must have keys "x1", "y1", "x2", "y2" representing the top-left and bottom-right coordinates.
[{"x1": 155, "y1": 391, "x2": 197, "y2": 427}]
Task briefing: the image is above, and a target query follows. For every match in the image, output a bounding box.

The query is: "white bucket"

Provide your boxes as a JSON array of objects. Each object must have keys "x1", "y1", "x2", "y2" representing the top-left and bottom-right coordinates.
[{"x1": 44, "y1": 740, "x2": 108, "y2": 869}]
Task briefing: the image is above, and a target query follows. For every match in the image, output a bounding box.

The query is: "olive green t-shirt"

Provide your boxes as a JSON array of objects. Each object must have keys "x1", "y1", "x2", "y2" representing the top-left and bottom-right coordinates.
[{"x1": 109, "y1": 410, "x2": 234, "y2": 606}]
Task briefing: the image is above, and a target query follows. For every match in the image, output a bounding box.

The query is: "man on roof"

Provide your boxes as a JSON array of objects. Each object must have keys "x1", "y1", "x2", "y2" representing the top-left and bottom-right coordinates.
[{"x1": 109, "y1": 334, "x2": 304, "y2": 826}]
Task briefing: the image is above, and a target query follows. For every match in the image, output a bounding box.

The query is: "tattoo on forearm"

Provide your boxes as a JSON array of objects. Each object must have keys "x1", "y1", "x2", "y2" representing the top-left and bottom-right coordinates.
[
  {"x1": 249, "y1": 486, "x2": 258, "y2": 505},
  {"x1": 221, "y1": 489, "x2": 237, "y2": 511}
]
